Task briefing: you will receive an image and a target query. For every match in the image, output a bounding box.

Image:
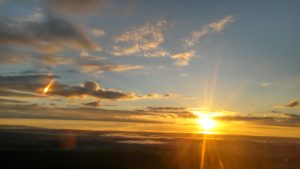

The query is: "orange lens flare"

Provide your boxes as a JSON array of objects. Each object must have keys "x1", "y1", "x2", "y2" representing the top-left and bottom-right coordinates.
[{"x1": 43, "y1": 80, "x2": 55, "y2": 94}]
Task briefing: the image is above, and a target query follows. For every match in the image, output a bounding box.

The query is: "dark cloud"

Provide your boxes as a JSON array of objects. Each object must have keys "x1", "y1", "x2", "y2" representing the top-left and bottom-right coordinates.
[
  {"x1": 0, "y1": 75, "x2": 178, "y2": 102},
  {"x1": 0, "y1": 104, "x2": 163, "y2": 124},
  {"x1": 0, "y1": 75, "x2": 140, "y2": 100},
  {"x1": 83, "y1": 101, "x2": 101, "y2": 107},
  {"x1": 0, "y1": 14, "x2": 97, "y2": 52},
  {"x1": 216, "y1": 113, "x2": 300, "y2": 127},
  {"x1": 285, "y1": 100, "x2": 299, "y2": 108},
  {"x1": 0, "y1": 74, "x2": 58, "y2": 92},
  {"x1": 0, "y1": 48, "x2": 32, "y2": 64},
  {"x1": 52, "y1": 81, "x2": 137, "y2": 100}
]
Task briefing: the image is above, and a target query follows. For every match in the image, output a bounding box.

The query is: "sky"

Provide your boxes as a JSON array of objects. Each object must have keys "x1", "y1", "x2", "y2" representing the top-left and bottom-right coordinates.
[{"x1": 0, "y1": 0, "x2": 299, "y2": 137}]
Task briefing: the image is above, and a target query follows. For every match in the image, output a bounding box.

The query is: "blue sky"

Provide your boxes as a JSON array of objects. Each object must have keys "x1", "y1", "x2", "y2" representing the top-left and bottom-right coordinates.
[{"x1": 0, "y1": 0, "x2": 299, "y2": 136}]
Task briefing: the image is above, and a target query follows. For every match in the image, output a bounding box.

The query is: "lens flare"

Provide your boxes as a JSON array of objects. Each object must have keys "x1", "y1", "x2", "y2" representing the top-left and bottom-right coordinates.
[{"x1": 43, "y1": 80, "x2": 55, "y2": 94}]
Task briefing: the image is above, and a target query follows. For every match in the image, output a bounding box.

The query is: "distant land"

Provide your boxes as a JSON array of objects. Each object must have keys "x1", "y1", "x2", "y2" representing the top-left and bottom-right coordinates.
[{"x1": 0, "y1": 125, "x2": 299, "y2": 169}]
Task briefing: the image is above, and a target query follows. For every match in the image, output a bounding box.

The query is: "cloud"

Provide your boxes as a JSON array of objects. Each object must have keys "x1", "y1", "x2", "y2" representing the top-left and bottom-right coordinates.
[
  {"x1": 43, "y1": 0, "x2": 106, "y2": 15},
  {"x1": 50, "y1": 81, "x2": 138, "y2": 100},
  {"x1": 184, "y1": 15, "x2": 234, "y2": 47},
  {"x1": 0, "y1": 75, "x2": 177, "y2": 101},
  {"x1": 117, "y1": 140, "x2": 165, "y2": 145},
  {"x1": 140, "y1": 106, "x2": 187, "y2": 112},
  {"x1": 0, "y1": 48, "x2": 77, "y2": 66},
  {"x1": 112, "y1": 20, "x2": 170, "y2": 57},
  {"x1": 0, "y1": 75, "x2": 58, "y2": 92},
  {"x1": 0, "y1": 48, "x2": 32, "y2": 64},
  {"x1": 260, "y1": 82, "x2": 270, "y2": 87},
  {"x1": 91, "y1": 28, "x2": 106, "y2": 38},
  {"x1": 83, "y1": 101, "x2": 101, "y2": 107},
  {"x1": 79, "y1": 64, "x2": 144, "y2": 74},
  {"x1": 0, "y1": 75, "x2": 135, "y2": 100},
  {"x1": 0, "y1": 104, "x2": 166, "y2": 124},
  {"x1": 208, "y1": 15, "x2": 235, "y2": 32},
  {"x1": 137, "y1": 106, "x2": 198, "y2": 119},
  {"x1": 216, "y1": 113, "x2": 300, "y2": 127},
  {"x1": 171, "y1": 51, "x2": 195, "y2": 66},
  {"x1": 285, "y1": 100, "x2": 299, "y2": 108},
  {"x1": 0, "y1": 98, "x2": 28, "y2": 104},
  {"x1": 39, "y1": 55, "x2": 76, "y2": 65},
  {"x1": 180, "y1": 74, "x2": 188, "y2": 77},
  {"x1": 0, "y1": 89, "x2": 42, "y2": 98},
  {"x1": 141, "y1": 93, "x2": 178, "y2": 99},
  {"x1": 44, "y1": 0, "x2": 107, "y2": 14},
  {"x1": 274, "y1": 100, "x2": 300, "y2": 109},
  {"x1": 0, "y1": 14, "x2": 97, "y2": 52}
]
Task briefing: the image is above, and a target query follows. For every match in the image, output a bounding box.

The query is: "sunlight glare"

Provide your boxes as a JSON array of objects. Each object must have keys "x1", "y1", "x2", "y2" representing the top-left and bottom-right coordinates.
[
  {"x1": 194, "y1": 112, "x2": 218, "y2": 133},
  {"x1": 43, "y1": 80, "x2": 55, "y2": 94}
]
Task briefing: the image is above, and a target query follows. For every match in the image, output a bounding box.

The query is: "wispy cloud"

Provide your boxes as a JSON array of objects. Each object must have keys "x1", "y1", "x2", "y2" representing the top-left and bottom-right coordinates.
[
  {"x1": 285, "y1": 100, "x2": 299, "y2": 108},
  {"x1": 171, "y1": 51, "x2": 195, "y2": 66},
  {"x1": 82, "y1": 100, "x2": 101, "y2": 107},
  {"x1": 274, "y1": 100, "x2": 300, "y2": 109},
  {"x1": 117, "y1": 140, "x2": 165, "y2": 145},
  {"x1": 184, "y1": 15, "x2": 234, "y2": 47},
  {"x1": 112, "y1": 20, "x2": 170, "y2": 57},
  {"x1": 91, "y1": 28, "x2": 106, "y2": 38},
  {"x1": 260, "y1": 82, "x2": 270, "y2": 87},
  {"x1": 79, "y1": 64, "x2": 144, "y2": 74}
]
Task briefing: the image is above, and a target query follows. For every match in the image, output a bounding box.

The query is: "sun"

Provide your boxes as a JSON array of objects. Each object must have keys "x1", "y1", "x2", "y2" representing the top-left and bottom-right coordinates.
[
  {"x1": 195, "y1": 113, "x2": 218, "y2": 133},
  {"x1": 198, "y1": 116, "x2": 216, "y2": 130}
]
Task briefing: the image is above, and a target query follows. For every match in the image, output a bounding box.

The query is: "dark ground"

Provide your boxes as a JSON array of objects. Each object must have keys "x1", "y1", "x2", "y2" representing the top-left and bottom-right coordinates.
[{"x1": 0, "y1": 126, "x2": 300, "y2": 169}]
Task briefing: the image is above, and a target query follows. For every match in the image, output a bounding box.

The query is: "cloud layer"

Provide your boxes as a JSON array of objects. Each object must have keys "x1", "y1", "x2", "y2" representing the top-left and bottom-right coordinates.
[{"x1": 0, "y1": 14, "x2": 97, "y2": 52}]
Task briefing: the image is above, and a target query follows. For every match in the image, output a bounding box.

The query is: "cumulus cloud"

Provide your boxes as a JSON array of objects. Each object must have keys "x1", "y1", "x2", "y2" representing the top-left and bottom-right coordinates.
[
  {"x1": 47, "y1": 81, "x2": 138, "y2": 100},
  {"x1": 171, "y1": 51, "x2": 195, "y2": 66},
  {"x1": 184, "y1": 15, "x2": 234, "y2": 47},
  {"x1": 112, "y1": 20, "x2": 170, "y2": 57},
  {"x1": 0, "y1": 14, "x2": 97, "y2": 52}
]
